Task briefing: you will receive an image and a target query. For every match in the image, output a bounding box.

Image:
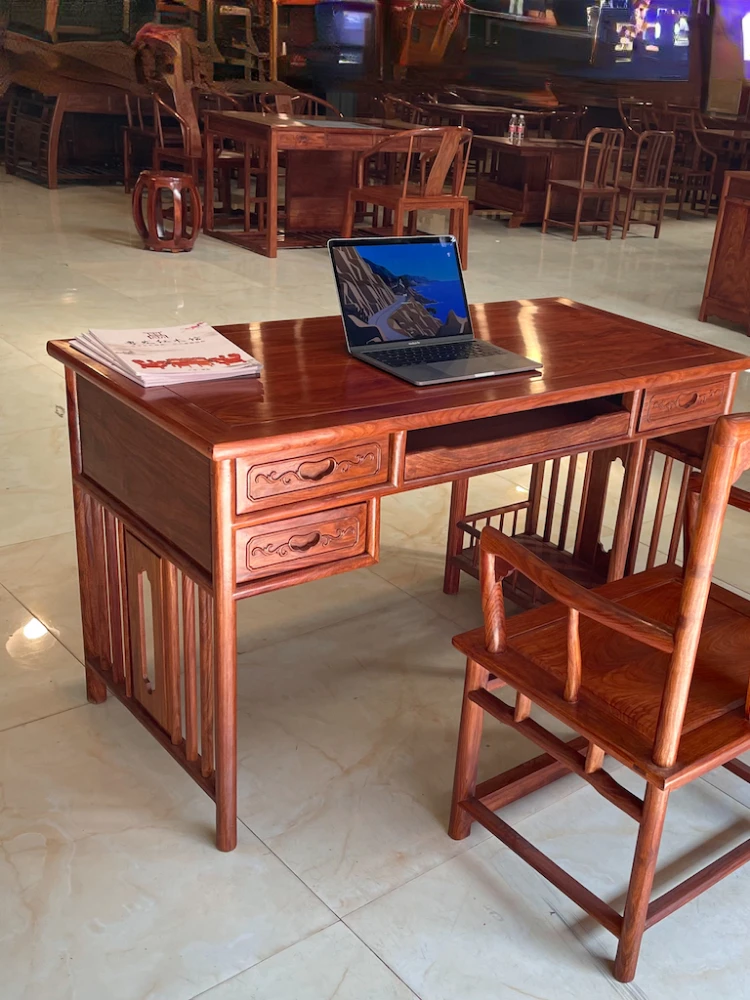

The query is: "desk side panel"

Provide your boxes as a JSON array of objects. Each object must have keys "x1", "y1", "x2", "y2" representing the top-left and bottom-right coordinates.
[{"x1": 76, "y1": 377, "x2": 212, "y2": 573}]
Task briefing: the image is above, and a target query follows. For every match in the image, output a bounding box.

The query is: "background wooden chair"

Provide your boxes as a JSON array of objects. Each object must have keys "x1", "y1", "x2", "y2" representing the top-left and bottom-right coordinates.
[
  {"x1": 259, "y1": 90, "x2": 343, "y2": 119},
  {"x1": 450, "y1": 412, "x2": 750, "y2": 983},
  {"x1": 341, "y1": 126, "x2": 473, "y2": 268},
  {"x1": 670, "y1": 114, "x2": 717, "y2": 218},
  {"x1": 542, "y1": 127, "x2": 624, "y2": 241},
  {"x1": 618, "y1": 129, "x2": 675, "y2": 239}
]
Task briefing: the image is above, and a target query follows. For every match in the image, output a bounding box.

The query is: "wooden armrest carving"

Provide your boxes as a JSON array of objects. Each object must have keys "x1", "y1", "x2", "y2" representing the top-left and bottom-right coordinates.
[{"x1": 480, "y1": 526, "x2": 674, "y2": 654}]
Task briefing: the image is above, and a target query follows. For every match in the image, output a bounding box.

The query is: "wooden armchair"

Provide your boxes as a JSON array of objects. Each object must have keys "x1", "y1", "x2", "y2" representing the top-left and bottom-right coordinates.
[
  {"x1": 450, "y1": 412, "x2": 750, "y2": 983},
  {"x1": 341, "y1": 127, "x2": 472, "y2": 268},
  {"x1": 618, "y1": 129, "x2": 675, "y2": 239},
  {"x1": 542, "y1": 127, "x2": 624, "y2": 241}
]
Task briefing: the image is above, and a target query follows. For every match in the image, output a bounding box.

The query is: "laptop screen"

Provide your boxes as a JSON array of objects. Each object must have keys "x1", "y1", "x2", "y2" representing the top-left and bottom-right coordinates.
[{"x1": 329, "y1": 236, "x2": 473, "y2": 349}]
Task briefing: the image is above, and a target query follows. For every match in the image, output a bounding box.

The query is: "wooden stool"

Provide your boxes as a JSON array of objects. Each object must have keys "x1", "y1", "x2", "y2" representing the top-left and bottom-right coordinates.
[{"x1": 132, "y1": 171, "x2": 202, "y2": 253}]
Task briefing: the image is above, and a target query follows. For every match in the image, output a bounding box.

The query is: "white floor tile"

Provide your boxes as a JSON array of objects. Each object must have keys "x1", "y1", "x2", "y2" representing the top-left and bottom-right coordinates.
[
  {"x1": 200, "y1": 923, "x2": 418, "y2": 999},
  {"x1": 0, "y1": 703, "x2": 334, "y2": 1000}
]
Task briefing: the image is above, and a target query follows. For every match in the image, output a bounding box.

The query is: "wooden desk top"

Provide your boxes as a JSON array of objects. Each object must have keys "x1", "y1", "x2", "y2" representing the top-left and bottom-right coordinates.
[
  {"x1": 48, "y1": 299, "x2": 749, "y2": 461},
  {"x1": 473, "y1": 137, "x2": 584, "y2": 152},
  {"x1": 205, "y1": 112, "x2": 389, "y2": 133},
  {"x1": 419, "y1": 102, "x2": 550, "y2": 119}
]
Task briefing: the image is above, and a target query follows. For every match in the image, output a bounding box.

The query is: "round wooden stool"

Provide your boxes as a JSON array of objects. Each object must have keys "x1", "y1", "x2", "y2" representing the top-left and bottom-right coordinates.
[{"x1": 132, "y1": 171, "x2": 202, "y2": 253}]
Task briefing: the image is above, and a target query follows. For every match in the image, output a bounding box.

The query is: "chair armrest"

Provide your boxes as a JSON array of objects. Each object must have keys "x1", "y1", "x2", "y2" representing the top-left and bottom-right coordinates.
[
  {"x1": 688, "y1": 473, "x2": 750, "y2": 513},
  {"x1": 480, "y1": 526, "x2": 675, "y2": 654}
]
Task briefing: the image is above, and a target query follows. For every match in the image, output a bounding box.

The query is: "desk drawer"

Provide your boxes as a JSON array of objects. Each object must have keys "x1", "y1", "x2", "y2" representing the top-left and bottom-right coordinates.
[
  {"x1": 236, "y1": 503, "x2": 368, "y2": 582},
  {"x1": 237, "y1": 438, "x2": 389, "y2": 513},
  {"x1": 638, "y1": 378, "x2": 729, "y2": 433}
]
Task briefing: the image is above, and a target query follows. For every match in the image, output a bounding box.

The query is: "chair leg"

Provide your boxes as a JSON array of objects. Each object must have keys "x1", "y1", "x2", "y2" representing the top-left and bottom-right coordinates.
[
  {"x1": 341, "y1": 193, "x2": 356, "y2": 239},
  {"x1": 542, "y1": 182, "x2": 553, "y2": 234},
  {"x1": 614, "y1": 785, "x2": 670, "y2": 983},
  {"x1": 703, "y1": 182, "x2": 712, "y2": 217},
  {"x1": 654, "y1": 194, "x2": 667, "y2": 238},
  {"x1": 621, "y1": 192, "x2": 635, "y2": 239},
  {"x1": 449, "y1": 657, "x2": 490, "y2": 841},
  {"x1": 407, "y1": 210, "x2": 418, "y2": 235},
  {"x1": 606, "y1": 191, "x2": 617, "y2": 240},
  {"x1": 572, "y1": 192, "x2": 584, "y2": 242},
  {"x1": 444, "y1": 477, "x2": 469, "y2": 595},
  {"x1": 393, "y1": 204, "x2": 405, "y2": 236}
]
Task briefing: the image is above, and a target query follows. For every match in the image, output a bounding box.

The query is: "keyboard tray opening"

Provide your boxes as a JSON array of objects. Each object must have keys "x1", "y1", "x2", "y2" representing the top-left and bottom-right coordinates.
[{"x1": 404, "y1": 396, "x2": 630, "y2": 483}]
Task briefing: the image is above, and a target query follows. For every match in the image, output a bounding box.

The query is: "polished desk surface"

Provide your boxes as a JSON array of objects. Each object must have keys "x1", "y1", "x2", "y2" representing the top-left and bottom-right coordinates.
[
  {"x1": 473, "y1": 137, "x2": 584, "y2": 152},
  {"x1": 49, "y1": 298, "x2": 748, "y2": 459},
  {"x1": 205, "y1": 111, "x2": 393, "y2": 134}
]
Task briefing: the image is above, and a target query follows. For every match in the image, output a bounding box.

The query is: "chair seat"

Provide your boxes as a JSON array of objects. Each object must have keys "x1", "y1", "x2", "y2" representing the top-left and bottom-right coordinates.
[
  {"x1": 547, "y1": 179, "x2": 619, "y2": 194},
  {"x1": 618, "y1": 178, "x2": 669, "y2": 195},
  {"x1": 454, "y1": 563, "x2": 750, "y2": 787},
  {"x1": 349, "y1": 184, "x2": 466, "y2": 208}
]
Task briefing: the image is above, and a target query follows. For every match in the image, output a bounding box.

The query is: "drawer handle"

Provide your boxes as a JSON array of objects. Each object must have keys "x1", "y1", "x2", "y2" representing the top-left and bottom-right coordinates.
[
  {"x1": 679, "y1": 392, "x2": 699, "y2": 409},
  {"x1": 289, "y1": 531, "x2": 321, "y2": 553},
  {"x1": 298, "y1": 459, "x2": 336, "y2": 482}
]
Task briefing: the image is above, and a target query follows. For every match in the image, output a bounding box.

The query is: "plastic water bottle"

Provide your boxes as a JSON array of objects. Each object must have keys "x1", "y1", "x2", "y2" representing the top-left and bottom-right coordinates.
[
  {"x1": 518, "y1": 115, "x2": 526, "y2": 143},
  {"x1": 508, "y1": 114, "x2": 518, "y2": 142}
]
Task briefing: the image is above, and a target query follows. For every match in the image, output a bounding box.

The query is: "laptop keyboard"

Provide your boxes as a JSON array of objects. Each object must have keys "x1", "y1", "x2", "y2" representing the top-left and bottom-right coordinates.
[{"x1": 375, "y1": 341, "x2": 499, "y2": 368}]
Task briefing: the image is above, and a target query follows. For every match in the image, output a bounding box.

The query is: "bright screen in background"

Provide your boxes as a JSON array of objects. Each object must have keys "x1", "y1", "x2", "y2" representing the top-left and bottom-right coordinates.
[{"x1": 720, "y1": 0, "x2": 750, "y2": 80}]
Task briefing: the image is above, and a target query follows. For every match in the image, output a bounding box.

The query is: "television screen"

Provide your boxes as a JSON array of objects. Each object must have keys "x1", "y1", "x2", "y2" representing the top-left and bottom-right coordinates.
[{"x1": 467, "y1": 0, "x2": 692, "y2": 82}]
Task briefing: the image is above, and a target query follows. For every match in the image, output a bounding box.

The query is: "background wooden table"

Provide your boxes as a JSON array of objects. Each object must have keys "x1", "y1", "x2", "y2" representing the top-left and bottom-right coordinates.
[
  {"x1": 204, "y1": 112, "x2": 400, "y2": 257},
  {"x1": 472, "y1": 137, "x2": 586, "y2": 227}
]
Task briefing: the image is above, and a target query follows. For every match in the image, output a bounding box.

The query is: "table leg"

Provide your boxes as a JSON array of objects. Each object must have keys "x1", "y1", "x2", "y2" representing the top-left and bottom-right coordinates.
[
  {"x1": 267, "y1": 132, "x2": 279, "y2": 258},
  {"x1": 204, "y1": 128, "x2": 216, "y2": 233},
  {"x1": 72, "y1": 482, "x2": 108, "y2": 704},
  {"x1": 212, "y1": 459, "x2": 238, "y2": 852}
]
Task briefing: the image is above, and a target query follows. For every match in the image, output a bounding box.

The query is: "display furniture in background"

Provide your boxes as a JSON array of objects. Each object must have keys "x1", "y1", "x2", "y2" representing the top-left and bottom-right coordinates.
[{"x1": 700, "y1": 171, "x2": 750, "y2": 335}]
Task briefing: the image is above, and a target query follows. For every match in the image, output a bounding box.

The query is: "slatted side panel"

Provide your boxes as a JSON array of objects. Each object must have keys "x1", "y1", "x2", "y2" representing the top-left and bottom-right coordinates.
[{"x1": 88, "y1": 496, "x2": 216, "y2": 787}]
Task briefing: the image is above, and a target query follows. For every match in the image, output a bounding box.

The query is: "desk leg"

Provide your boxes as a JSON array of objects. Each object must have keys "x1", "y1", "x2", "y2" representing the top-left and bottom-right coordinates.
[
  {"x1": 204, "y1": 128, "x2": 216, "y2": 233},
  {"x1": 213, "y1": 460, "x2": 238, "y2": 851},
  {"x1": 267, "y1": 133, "x2": 279, "y2": 258},
  {"x1": 72, "y1": 483, "x2": 108, "y2": 704}
]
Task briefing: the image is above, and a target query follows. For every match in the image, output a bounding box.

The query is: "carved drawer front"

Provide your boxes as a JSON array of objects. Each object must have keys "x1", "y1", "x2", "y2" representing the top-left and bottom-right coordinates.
[
  {"x1": 638, "y1": 378, "x2": 729, "y2": 433},
  {"x1": 236, "y1": 504, "x2": 368, "y2": 582},
  {"x1": 237, "y1": 439, "x2": 389, "y2": 513}
]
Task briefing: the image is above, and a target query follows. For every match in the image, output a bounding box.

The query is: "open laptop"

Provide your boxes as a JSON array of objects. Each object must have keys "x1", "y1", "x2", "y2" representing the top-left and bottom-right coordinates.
[{"x1": 328, "y1": 235, "x2": 541, "y2": 386}]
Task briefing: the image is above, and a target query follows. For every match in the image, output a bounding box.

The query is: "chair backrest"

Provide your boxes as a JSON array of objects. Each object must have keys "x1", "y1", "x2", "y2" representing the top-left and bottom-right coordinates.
[
  {"x1": 380, "y1": 95, "x2": 430, "y2": 125},
  {"x1": 651, "y1": 413, "x2": 750, "y2": 767},
  {"x1": 259, "y1": 91, "x2": 343, "y2": 119},
  {"x1": 580, "y1": 127, "x2": 624, "y2": 187},
  {"x1": 630, "y1": 129, "x2": 675, "y2": 188},
  {"x1": 672, "y1": 111, "x2": 716, "y2": 171},
  {"x1": 478, "y1": 412, "x2": 750, "y2": 771},
  {"x1": 359, "y1": 126, "x2": 472, "y2": 198}
]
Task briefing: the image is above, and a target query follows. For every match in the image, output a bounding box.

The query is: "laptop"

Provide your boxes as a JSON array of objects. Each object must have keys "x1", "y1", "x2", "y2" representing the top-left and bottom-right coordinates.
[{"x1": 328, "y1": 235, "x2": 541, "y2": 386}]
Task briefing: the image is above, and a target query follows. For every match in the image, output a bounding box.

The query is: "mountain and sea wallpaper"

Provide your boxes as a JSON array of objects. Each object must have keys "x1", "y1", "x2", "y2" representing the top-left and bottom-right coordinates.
[{"x1": 332, "y1": 243, "x2": 471, "y2": 348}]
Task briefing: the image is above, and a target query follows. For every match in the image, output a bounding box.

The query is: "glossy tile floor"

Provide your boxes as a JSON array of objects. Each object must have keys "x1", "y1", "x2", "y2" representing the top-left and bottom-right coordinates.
[{"x1": 2, "y1": 172, "x2": 750, "y2": 1000}]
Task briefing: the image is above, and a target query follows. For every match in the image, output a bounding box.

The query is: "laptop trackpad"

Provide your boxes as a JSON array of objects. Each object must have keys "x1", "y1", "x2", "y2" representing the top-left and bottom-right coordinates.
[{"x1": 431, "y1": 358, "x2": 504, "y2": 378}]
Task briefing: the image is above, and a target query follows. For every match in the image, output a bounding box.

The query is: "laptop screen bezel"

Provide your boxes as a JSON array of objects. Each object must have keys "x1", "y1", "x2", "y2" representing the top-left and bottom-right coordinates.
[{"x1": 327, "y1": 235, "x2": 474, "y2": 353}]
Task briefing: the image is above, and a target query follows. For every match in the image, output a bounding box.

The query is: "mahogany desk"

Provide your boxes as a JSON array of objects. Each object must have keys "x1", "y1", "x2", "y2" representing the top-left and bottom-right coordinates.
[
  {"x1": 48, "y1": 299, "x2": 749, "y2": 851},
  {"x1": 203, "y1": 112, "x2": 400, "y2": 257}
]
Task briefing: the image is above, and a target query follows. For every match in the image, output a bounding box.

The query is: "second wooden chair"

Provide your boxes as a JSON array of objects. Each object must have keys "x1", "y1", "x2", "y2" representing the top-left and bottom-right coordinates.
[
  {"x1": 450, "y1": 412, "x2": 750, "y2": 983},
  {"x1": 542, "y1": 127, "x2": 624, "y2": 241},
  {"x1": 341, "y1": 126, "x2": 473, "y2": 268}
]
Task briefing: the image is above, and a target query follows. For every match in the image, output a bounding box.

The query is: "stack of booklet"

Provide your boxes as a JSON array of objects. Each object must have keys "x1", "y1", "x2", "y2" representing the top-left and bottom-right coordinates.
[{"x1": 71, "y1": 323, "x2": 262, "y2": 387}]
